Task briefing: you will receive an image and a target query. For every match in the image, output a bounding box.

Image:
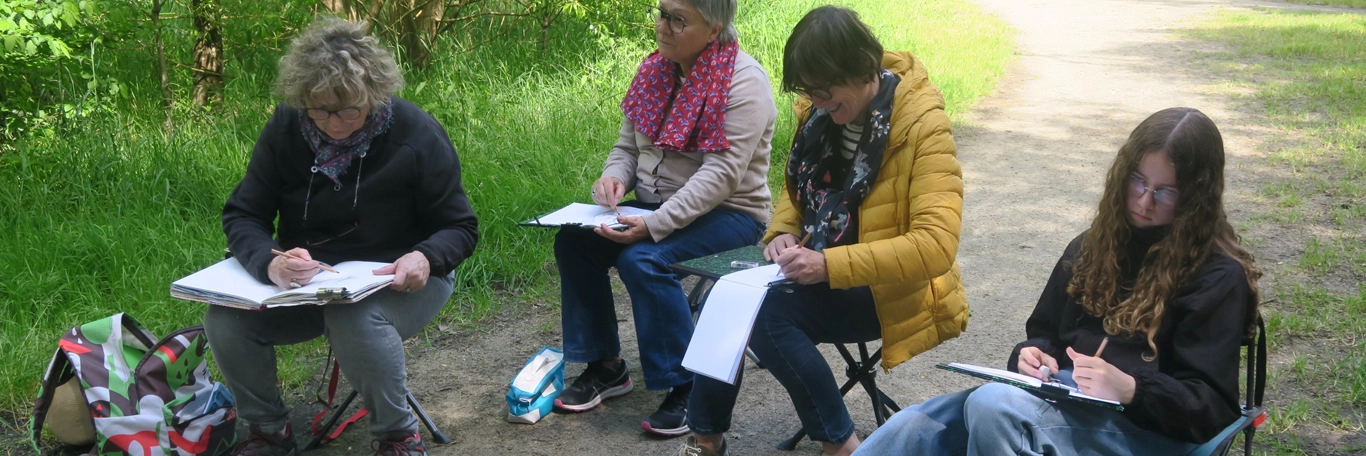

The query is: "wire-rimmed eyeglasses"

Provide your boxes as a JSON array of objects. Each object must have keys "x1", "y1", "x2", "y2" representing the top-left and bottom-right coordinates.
[{"x1": 1127, "y1": 173, "x2": 1178, "y2": 207}]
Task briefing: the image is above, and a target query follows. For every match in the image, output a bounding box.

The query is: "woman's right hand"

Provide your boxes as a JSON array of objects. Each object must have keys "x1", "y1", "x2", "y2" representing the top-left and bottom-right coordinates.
[
  {"x1": 764, "y1": 234, "x2": 800, "y2": 261},
  {"x1": 267, "y1": 247, "x2": 322, "y2": 289},
  {"x1": 1017, "y1": 346, "x2": 1060, "y2": 380},
  {"x1": 591, "y1": 177, "x2": 626, "y2": 212}
]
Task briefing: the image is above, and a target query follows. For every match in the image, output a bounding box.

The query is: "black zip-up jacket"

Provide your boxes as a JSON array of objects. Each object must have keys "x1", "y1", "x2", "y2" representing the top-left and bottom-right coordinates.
[
  {"x1": 1007, "y1": 229, "x2": 1253, "y2": 443},
  {"x1": 223, "y1": 97, "x2": 478, "y2": 284}
]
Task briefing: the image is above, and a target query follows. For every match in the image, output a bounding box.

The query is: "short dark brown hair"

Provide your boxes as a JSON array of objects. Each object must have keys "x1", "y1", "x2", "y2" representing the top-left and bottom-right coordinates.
[{"x1": 782, "y1": 6, "x2": 884, "y2": 94}]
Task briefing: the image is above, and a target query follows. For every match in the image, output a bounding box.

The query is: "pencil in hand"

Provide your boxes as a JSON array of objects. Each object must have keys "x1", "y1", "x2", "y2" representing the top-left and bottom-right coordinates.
[
  {"x1": 1093, "y1": 336, "x2": 1110, "y2": 359},
  {"x1": 271, "y1": 249, "x2": 339, "y2": 274},
  {"x1": 781, "y1": 233, "x2": 813, "y2": 253}
]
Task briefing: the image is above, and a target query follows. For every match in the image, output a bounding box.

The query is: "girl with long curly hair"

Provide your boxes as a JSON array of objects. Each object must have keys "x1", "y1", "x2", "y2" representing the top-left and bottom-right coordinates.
[{"x1": 853, "y1": 107, "x2": 1262, "y2": 455}]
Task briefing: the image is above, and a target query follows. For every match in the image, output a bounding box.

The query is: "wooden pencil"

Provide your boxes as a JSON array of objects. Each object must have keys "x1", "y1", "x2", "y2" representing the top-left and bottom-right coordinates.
[{"x1": 270, "y1": 249, "x2": 339, "y2": 273}]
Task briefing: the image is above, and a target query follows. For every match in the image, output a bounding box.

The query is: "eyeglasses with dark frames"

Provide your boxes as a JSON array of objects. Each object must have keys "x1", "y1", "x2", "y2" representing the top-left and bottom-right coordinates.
[
  {"x1": 305, "y1": 107, "x2": 364, "y2": 121},
  {"x1": 650, "y1": 6, "x2": 689, "y2": 34},
  {"x1": 794, "y1": 86, "x2": 833, "y2": 101}
]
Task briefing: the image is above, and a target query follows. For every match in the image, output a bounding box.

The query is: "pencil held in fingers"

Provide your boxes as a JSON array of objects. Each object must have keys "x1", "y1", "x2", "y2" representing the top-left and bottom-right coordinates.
[
  {"x1": 1094, "y1": 337, "x2": 1110, "y2": 358},
  {"x1": 782, "y1": 233, "x2": 814, "y2": 254},
  {"x1": 270, "y1": 249, "x2": 338, "y2": 273}
]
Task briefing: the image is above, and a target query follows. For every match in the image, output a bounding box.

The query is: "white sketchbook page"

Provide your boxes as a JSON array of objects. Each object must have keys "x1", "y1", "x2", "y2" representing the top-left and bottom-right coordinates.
[
  {"x1": 527, "y1": 202, "x2": 654, "y2": 226},
  {"x1": 171, "y1": 258, "x2": 280, "y2": 304},
  {"x1": 172, "y1": 258, "x2": 393, "y2": 305},
  {"x1": 717, "y1": 264, "x2": 785, "y2": 287},
  {"x1": 946, "y1": 362, "x2": 1043, "y2": 387},
  {"x1": 265, "y1": 261, "x2": 393, "y2": 305},
  {"x1": 945, "y1": 362, "x2": 1119, "y2": 405},
  {"x1": 681, "y1": 279, "x2": 770, "y2": 385}
]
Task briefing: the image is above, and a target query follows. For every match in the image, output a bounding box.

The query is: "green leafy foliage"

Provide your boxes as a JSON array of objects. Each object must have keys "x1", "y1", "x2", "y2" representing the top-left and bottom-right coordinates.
[{"x1": 0, "y1": 0, "x2": 1013, "y2": 422}]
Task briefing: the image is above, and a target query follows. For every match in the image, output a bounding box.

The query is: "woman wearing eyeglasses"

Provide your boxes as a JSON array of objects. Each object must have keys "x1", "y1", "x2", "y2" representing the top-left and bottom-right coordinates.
[
  {"x1": 207, "y1": 16, "x2": 477, "y2": 456},
  {"x1": 852, "y1": 108, "x2": 1262, "y2": 455},
  {"x1": 679, "y1": 6, "x2": 967, "y2": 455},
  {"x1": 552, "y1": 0, "x2": 776, "y2": 438}
]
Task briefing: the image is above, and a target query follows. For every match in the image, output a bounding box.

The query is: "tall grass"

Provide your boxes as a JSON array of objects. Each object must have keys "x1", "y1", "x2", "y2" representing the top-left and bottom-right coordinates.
[{"x1": 0, "y1": 0, "x2": 1012, "y2": 417}]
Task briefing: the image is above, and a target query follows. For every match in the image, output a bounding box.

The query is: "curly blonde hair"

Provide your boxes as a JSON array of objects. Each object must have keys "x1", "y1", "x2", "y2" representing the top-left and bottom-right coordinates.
[
  {"x1": 1068, "y1": 107, "x2": 1261, "y2": 361},
  {"x1": 274, "y1": 16, "x2": 404, "y2": 111}
]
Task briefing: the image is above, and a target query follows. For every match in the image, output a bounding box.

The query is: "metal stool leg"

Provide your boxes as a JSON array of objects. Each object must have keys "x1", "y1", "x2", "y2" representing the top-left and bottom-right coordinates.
[
  {"x1": 302, "y1": 390, "x2": 360, "y2": 451},
  {"x1": 777, "y1": 343, "x2": 895, "y2": 451},
  {"x1": 408, "y1": 392, "x2": 451, "y2": 444},
  {"x1": 303, "y1": 391, "x2": 451, "y2": 449}
]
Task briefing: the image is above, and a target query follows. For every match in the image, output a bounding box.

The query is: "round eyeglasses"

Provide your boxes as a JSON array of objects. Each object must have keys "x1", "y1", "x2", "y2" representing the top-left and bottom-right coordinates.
[
  {"x1": 650, "y1": 7, "x2": 688, "y2": 34},
  {"x1": 305, "y1": 107, "x2": 364, "y2": 121},
  {"x1": 1127, "y1": 173, "x2": 1178, "y2": 207}
]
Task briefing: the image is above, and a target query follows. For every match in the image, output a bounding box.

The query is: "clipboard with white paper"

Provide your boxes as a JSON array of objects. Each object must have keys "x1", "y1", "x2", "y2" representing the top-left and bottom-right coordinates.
[{"x1": 519, "y1": 202, "x2": 654, "y2": 231}]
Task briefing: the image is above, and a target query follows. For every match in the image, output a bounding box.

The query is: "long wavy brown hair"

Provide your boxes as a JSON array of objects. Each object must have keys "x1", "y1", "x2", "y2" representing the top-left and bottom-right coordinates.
[{"x1": 1068, "y1": 107, "x2": 1261, "y2": 360}]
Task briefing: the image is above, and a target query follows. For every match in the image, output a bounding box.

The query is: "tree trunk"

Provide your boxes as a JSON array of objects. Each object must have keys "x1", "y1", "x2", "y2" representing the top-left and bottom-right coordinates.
[
  {"x1": 151, "y1": 0, "x2": 172, "y2": 128},
  {"x1": 191, "y1": 0, "x2": 224, "y2": 108}
]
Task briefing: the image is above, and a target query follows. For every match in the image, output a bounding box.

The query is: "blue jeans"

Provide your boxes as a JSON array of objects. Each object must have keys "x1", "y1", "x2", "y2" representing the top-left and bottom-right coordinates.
[
  {"x1": 853, "y1": 380, "x2": 1201, "y2": 456},
  {"x1": 555, "y1": 205, "x2": 764, "y2": 390},
  {"x1": 688, "y1": 283, "x2": 880, "y2": 444},
  {"x1": 203, "y1": 273, "x2": 454, "y2": 437}
]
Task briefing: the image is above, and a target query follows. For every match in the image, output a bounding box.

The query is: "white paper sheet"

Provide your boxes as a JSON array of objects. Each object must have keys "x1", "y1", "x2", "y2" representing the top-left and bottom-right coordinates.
[
  {"x1": 681, "y1": 266, "x2": 786, "y2": 384},
  {"x1": 525, "y1": 203, "x2": 654, "y2": 227}
]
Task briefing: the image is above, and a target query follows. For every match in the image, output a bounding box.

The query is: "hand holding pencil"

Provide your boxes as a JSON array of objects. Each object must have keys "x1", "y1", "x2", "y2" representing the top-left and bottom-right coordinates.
[
  {"x1": 266, "y1": 248, "x2": 334, "y2": 289},
  {"x1": 771, "y1": 233, "x2": 827, "y2": 285},
  {"x1": 1065, "y1": 336, "x2": 1134, "y2": 404}
]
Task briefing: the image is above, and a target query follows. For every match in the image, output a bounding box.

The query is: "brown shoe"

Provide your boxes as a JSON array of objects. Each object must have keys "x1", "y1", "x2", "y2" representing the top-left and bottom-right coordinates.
[
  {"x1": 677, "y1": 436, "x2": 726, "y2": 456},
  {"x1": 229, "y1": 423, "x2": 296, "y2": 456}
]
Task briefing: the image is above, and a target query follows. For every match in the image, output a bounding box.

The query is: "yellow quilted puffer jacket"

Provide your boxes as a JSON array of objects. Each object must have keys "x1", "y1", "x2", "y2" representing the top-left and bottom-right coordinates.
[{"x1": 766, "y1": 51, "x2": 969, "y2": 370}]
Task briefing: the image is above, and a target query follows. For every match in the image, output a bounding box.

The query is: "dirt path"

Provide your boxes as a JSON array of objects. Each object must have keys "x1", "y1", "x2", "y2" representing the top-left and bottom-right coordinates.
[
  {"x1": 15, "y1": 1, "x2": 1334, "y2": 455},
  {"x1": 341, "y1": 1, "x2": 1314, "y2": 455}
]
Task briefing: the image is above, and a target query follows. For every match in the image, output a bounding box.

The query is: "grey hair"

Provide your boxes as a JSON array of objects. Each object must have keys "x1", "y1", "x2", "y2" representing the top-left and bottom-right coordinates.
[
  {"x1": 684, "y1": 0, "x2": 738, "y2": 43},
  {"x1": 274, "y1": 16, "x2": 404, "y2": 111}
]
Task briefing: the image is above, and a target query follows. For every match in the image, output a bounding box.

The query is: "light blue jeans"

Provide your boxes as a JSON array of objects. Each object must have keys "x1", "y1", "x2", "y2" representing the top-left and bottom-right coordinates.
[{"x1": 854, "y1": 378, "x2": 1200, "y2": 456}]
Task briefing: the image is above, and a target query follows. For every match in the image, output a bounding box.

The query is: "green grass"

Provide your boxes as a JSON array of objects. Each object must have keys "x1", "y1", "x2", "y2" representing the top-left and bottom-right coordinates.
[
  {"x1": 1184, "y1": 8, "x2": 1366, "y2": 454},
  {"x1": 1282, "y1": 0, "x2": 1366, "y2": 8},
  {"x1": 0, "y1": 0, "x2": 1012, "y2": 418}
]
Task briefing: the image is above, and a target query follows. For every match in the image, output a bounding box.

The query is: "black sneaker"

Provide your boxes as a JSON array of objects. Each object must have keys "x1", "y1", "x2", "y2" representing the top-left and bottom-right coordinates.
[
  {"x1": 555, "y1": 360, "x2": 633, "y2": 412},
  {"x1": 230, "y1": 423, "x2": 297, "y2": 456},
  {"x1": 642, "y1": 381, "x2": 691, "y2": 436},
  {"x1": 372, "y1": 430, "x2": 426, "y2": 456}
]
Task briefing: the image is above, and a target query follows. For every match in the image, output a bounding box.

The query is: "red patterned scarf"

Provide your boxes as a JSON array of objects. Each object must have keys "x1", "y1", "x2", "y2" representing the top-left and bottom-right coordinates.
[{"x1": 621, "y1": 40, "x2": 738, "y2": 153}]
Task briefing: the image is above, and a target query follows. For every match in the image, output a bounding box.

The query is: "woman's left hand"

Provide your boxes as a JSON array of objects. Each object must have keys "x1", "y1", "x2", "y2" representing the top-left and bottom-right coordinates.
[
  {"x1": 774, "y1": 246, "x2": 828, "y2": 284},
  {"x1": 1066, "y1": 346, "x2": 1136, "y2": 403},
  {"x1": 374, "y1": 251, "x2": 431, "y2": 292},
  {"x1": 596, "y1": 215, "x2": 650, "y2": 244}
]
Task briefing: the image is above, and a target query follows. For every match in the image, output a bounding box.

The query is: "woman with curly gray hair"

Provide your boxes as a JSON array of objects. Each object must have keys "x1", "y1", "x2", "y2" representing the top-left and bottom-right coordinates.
[{"x1": 206, "y1": 16, "x2": 477, "y2": 456}]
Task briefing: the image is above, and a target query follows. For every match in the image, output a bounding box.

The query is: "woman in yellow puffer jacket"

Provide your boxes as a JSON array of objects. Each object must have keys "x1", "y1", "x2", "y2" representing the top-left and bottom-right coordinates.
[{"x1": 678, "y1": 6, "x2": 967, "y2": 456}]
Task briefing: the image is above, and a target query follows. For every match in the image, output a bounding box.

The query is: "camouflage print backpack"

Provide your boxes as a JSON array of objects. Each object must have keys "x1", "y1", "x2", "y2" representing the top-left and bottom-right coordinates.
[{"x1": 30, "y1": 313, "x2": 237, "y2": 455}]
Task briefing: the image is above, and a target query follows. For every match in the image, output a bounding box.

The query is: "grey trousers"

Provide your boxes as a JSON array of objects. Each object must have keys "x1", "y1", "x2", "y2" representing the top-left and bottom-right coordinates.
[{"x1": 203, "y1": 273, "x2": 453, "y2": 437}]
